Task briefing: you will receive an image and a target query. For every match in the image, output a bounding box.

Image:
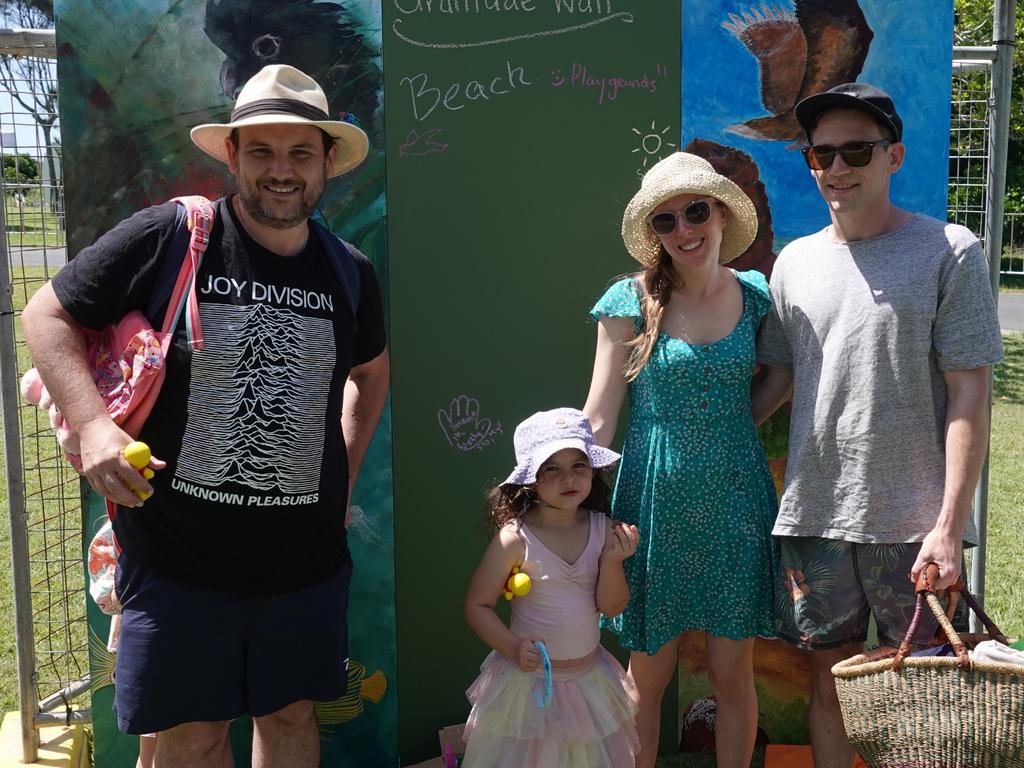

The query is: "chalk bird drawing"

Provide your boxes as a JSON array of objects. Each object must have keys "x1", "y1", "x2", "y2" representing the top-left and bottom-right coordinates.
[
  {"x1": 399, "y1": 128, "x2": 449, "y2": 157},
  {"x1": 90, "y1": 629, "x2": 388, "y2": 729},
  {"x1": 722, "y1": 0, "x2": 873, "y2": 143}
]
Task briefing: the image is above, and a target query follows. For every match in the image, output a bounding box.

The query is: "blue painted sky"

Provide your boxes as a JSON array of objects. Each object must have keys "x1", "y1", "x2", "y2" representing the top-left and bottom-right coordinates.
[{"x1": 682, "y1": 0, "x2": 954, "y2": 245}]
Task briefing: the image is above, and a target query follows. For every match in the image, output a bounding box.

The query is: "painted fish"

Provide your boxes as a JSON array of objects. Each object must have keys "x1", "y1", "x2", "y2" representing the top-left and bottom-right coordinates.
[{"x1": 314, "y1": 660, "x2": 388, "y2": 727}]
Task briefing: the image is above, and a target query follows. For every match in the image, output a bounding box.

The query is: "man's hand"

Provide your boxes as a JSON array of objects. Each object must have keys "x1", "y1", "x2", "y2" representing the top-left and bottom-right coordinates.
[
  {"x1": 78, "y1": 418, "x2": 165, "y2": 508},
  {"x1": 910, "y1": 527, "x2": 962, "y2": 590}
]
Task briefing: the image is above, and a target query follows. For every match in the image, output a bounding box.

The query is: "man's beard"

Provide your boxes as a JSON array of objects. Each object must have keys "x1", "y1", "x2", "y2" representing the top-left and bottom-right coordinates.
[{"x1": 237, "y1": 175, "x2": 324, "y2": 229}]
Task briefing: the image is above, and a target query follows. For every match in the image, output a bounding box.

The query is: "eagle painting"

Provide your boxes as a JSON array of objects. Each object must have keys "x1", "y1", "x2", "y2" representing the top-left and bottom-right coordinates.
[{"x1": 723, "y1": 0, "x2": 874, "y2": 143}]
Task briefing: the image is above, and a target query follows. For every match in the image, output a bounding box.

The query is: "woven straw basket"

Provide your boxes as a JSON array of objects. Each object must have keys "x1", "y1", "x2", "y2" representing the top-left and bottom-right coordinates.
[{"x1": 833, "y1": 564, "x2": 1024, "y2": 768}]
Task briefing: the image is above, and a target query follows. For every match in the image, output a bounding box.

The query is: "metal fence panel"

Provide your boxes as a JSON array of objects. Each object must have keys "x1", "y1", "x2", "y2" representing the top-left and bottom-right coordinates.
[
  {"x1": 0, "y1": 43, "x2": 88, "y2": 763},
  {"x1": 949, "y1": 61, "x2": 993, "y2": 248}
]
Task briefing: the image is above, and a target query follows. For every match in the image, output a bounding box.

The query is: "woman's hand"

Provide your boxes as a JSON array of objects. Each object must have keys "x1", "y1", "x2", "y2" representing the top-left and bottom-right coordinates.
[
  {"x1": 514, "y1": 637, "x2": 541, "y2": 672},
  {"x1": 601, "y1": 522, "x2": 639, "y2": 563}
]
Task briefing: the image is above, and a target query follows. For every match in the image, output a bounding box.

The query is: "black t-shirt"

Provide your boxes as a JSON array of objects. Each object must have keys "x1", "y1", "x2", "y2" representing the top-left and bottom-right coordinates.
[{"x1": 52, "y1": 196, "x2": 386, "y2": 593}]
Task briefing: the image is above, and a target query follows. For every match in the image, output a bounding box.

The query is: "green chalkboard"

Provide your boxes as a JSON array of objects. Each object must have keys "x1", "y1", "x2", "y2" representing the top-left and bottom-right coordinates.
[{"x1": 383, "y1": 2, "x2": 681, "y2": 760}]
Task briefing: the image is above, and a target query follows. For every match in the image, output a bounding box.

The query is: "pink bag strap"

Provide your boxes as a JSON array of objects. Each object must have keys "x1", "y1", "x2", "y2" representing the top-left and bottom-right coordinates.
[{"x1": 161, "y1": 196, "x2": 215, "y2": 350}]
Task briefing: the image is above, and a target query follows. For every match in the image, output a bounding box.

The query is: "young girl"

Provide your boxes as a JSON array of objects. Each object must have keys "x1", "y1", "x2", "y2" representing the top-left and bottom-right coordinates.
[{"x1": 462, "y1": 407, "x2": 641, "y2": 767}]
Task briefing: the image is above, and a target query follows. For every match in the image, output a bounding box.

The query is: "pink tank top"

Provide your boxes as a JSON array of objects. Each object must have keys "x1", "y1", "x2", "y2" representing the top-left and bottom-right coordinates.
[{"x1": 509, "y1": 512, "x2": 607, "y2": 661}]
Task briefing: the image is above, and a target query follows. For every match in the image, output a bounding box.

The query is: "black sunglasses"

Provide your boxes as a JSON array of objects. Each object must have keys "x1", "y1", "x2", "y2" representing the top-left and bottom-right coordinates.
[
  {"x1": 801, "y1": 140, "x2": 892, "y2": 170},
  {"x1": 648, "y1": 200, "x2": 712, "y2": 235}
]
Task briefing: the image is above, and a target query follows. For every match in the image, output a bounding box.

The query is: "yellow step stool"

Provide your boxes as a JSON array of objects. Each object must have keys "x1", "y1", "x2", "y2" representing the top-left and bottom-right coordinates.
[{"x1": 0, "y1": 712, "x2": 88, "y2": 768}]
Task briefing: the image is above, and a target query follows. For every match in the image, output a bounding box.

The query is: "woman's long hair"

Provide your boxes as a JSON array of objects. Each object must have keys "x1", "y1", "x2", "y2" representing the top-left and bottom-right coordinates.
[
  {"x1": 622, "y1": 247, "x2": 677, "y2": 381},
  {"x1": 485, "y1": 470, "x2": 615, "y2": 534}
]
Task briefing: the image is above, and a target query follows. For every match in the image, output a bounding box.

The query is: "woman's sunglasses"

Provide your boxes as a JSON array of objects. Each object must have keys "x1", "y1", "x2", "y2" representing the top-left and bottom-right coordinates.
[
  {"x1": 801, "y1": 140, "x2": 892, "y2": 171},
  {"x1": 648, "y1": 200, "x2": 712, "y2": 235}
]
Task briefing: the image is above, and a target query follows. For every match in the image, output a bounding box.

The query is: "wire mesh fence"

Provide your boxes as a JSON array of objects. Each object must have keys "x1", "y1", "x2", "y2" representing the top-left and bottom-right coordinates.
[
  {"x1": 1002, "y1": 212, "x2": 1024, "y2": 274},
  {"x1": 0, "y1": 44, "x2": 88, "y2": 732},
  {"x1": 949, "y1": 61, "x2": 993, "y2": 250}
]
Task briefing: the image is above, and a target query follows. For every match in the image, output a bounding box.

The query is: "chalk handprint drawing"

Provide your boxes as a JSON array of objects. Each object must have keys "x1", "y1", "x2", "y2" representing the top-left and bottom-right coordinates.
[{"x1": 438, "y1": 396, "x2": 503, "y2": 452}]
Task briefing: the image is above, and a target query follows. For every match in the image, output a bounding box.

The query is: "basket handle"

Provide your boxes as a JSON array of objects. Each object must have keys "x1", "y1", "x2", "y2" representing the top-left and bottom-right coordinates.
[{"x1": 892, "y1": 563, "x2": 1009, "y2": 671}]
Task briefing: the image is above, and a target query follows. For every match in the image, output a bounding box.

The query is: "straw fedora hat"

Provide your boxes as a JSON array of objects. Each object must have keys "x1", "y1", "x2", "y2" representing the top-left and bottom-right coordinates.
[
  {"x1": 190, "y1": 64, "x2": 369, "y2": 178},
  {"x1": 621, "y1": 152, "x2": 758, "y2": 266}
]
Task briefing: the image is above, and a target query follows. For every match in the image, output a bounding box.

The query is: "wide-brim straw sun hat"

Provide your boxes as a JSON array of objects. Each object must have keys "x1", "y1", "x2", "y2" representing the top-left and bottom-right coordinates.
[
  {"x1": 621, "y1": 152, "x2": 758, "y2": 266},
  {"x1": 502, "y1": 408, "x2": 620, "y2": 487},
  {"x1": 191, "y1": 64, "x2": 369, "y2": 178}
]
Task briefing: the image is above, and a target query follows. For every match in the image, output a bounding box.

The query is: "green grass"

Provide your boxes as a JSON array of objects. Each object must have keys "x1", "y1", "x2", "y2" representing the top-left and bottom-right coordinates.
[
  {"x1": 1, "y1": 264, "x2": 81, "y2": 716},
  {"x1": 984, "y1": 332, "x2": 1024, "y2": 639},
  {"x1": 4, "y1": 197, "x2": 66, "y2": 249}
]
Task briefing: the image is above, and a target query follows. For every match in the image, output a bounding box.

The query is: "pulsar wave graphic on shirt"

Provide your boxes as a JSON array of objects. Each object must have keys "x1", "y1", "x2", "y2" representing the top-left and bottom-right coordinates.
[{"x1": 175, "y1": 302, "x2": 336, "y2": 495}]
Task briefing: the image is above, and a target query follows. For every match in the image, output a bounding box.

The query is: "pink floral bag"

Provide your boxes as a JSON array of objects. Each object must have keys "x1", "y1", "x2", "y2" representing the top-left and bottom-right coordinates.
[
  {"x1": 21, "y1": 197, "x2": 215, "y2": 619},
  {"x1": 21, "y1": 196, "x2": 214, "y2": 471}
]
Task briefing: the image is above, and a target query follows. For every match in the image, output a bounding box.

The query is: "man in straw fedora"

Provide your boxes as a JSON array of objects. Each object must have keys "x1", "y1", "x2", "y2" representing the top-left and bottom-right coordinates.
[
  {"x1": 21, "y1": 64, "x2": 389, "y2": 766},
  {"x1": 752, "y1": 83, "x2": 1002, "y2": 767}
]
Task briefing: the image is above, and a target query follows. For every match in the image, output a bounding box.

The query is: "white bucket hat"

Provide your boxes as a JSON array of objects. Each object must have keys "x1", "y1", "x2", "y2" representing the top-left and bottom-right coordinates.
[
  {"x1": 190, "y1": 64, "x2": 369, "y2": 178},
  {"x1": 502, "y1": 408, "x2": 620, "y2": 486},
  {"x1": 621, "y1": 152, "x2": 758, "y2": 266}
]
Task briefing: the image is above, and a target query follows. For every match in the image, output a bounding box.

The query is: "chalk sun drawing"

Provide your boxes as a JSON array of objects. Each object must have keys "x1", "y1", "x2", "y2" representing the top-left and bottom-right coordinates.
[{"x1": 632, "y1": 120, "x2": 676, "y2": 176}]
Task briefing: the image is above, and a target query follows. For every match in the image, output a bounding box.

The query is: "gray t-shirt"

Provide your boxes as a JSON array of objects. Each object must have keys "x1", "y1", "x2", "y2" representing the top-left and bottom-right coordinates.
[{"x1": 757, "y1": 214, "x2": 1003, "y2": 544}]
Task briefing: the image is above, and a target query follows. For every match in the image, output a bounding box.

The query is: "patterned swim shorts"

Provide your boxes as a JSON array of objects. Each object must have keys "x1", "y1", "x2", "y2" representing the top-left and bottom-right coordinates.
[{"x1": 774, "y1": 537, "x2": 968, "y2": 650}]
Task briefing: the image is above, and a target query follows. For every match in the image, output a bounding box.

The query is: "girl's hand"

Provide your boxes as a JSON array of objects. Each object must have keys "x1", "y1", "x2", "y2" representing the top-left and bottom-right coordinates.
[
  {"x1": 602, "y1": 522, "x2": 639, "y2": 563},
  {"x1": 515, "y1": 637, "x2": 541, "y2": 672}
]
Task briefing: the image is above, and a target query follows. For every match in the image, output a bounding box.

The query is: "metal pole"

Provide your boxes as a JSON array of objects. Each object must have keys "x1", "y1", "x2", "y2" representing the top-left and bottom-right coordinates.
[
  {"x1": 36, "y1": 676, "x2": 91, "y2": 713},
  {"x1": 971, "y1": 0, "x2": 1017, "y2": 631},
  {"x1": 0, "y1": 173, "x2": 40, "y2": 760}
]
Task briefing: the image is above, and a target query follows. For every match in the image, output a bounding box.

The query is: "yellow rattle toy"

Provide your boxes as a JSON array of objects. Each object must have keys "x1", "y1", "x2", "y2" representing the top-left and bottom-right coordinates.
[
  {"x1": 503, "y1": 566, "x2": 532, "y2": 600},
  {"x1": 124, "y1": 441, "x2": 156, "y2": 500}
]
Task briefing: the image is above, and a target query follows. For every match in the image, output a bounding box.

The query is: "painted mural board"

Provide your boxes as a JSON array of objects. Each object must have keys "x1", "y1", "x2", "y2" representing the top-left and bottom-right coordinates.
[
  {"x1": 676, "y1": 0, "x2": 954, "y2": 757},
  {"x1": 56, "y1": 1, "x2": 397, "y2": 765}
]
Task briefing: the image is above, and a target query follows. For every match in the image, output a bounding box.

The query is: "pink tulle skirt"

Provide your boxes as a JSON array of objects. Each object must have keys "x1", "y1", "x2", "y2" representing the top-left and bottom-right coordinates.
[{"x1": 462, "y1": 645, "x2": 639, "y2": 768}]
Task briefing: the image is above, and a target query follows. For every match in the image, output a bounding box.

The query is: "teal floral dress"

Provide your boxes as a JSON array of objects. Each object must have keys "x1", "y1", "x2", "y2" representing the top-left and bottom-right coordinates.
[{"x1": 591, "y1": 270, "x2": 778, "y2": 654}]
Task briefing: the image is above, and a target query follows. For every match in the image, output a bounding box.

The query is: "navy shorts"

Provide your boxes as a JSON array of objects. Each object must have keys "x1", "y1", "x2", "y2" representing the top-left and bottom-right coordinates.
[{"x1": 113, "y1": 553, "x2": 352, "y2": 735}]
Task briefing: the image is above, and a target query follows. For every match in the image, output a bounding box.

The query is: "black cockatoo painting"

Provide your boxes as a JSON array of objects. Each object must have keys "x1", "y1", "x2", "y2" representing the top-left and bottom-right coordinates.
[
  {"x1": 58, "y1": 0, "x2": 385, "y2": 257},
  {"x1": 722, "y1": 0, "x2": 874, "y2": 143},
  {"x1": 204, "y1": 0, "x2": 382, "y2": 141},
  {"x1": 202, "y1": 0, "x2": 388, "y2": 270}
]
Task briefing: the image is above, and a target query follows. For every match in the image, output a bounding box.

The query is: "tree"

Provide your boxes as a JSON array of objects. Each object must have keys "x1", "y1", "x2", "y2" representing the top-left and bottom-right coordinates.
[
  {"x1": 2, "y1": 151, "x2": 38, "y2": 189},
  {"x1": 954, "y1": 0, "x2": 1024, "y2": 211},
  {"x1": 0, "y1": 0, "x2": 59, "y2": 211},
  {"x1": 0, "y1": 0, "x2": 51, "y2": 20}
]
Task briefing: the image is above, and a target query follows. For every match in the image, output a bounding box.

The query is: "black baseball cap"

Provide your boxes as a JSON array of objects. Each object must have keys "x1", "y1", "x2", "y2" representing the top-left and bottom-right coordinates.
[{"x1": 795, "y1": 82, "x2": 903, "y2": 143}]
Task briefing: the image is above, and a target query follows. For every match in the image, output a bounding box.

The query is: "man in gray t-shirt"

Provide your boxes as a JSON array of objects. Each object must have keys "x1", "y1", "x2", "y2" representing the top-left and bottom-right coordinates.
[{"x1": 753, "y1": 83, "x2": 1003, "y2": 768}]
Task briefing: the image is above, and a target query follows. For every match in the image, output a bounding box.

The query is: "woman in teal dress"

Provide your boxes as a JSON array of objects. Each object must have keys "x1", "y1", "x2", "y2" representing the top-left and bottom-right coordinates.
[{"x1": 584, "y1": 152, "x2": 778, "y2": 768}]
